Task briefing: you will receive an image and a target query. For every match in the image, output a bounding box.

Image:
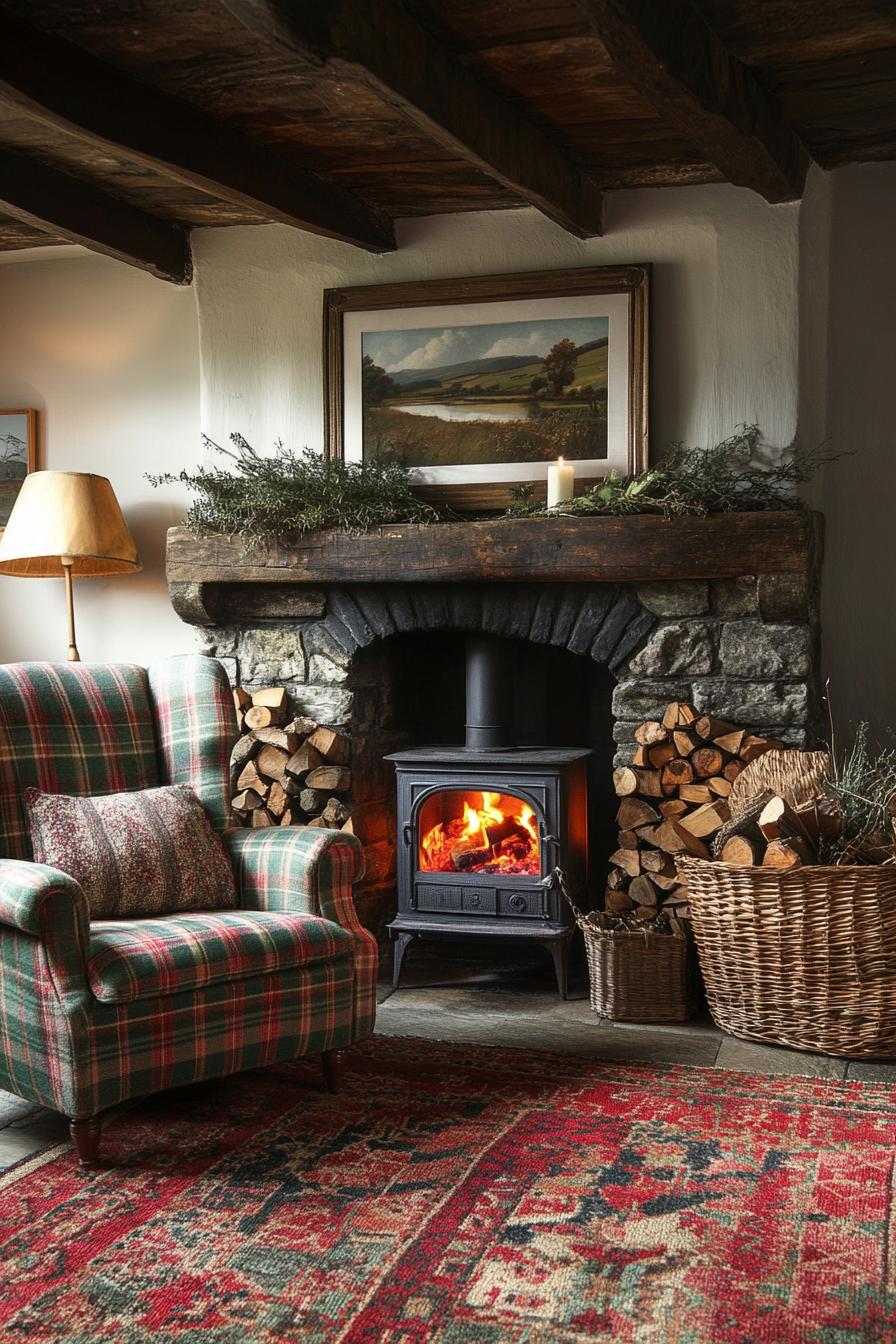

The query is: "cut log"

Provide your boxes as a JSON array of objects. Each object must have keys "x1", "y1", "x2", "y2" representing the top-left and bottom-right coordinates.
[
  {"x1": 299, "y1": 787, "x2": 329, "y2": 814},
  {"x1": 694, "y1": 715, "x2": 739, "y2": 742},
  {"x1": 661, "y1": 759, "x2": 693, "y2": 794},
  {"x1": 723, "y1": 759, "x2": 745, "y2": 782},
  {"x1": 231, "y1": 734, "x2": 260, "y2": 772},
  {"x1": 662, "y1": 701, "x2": 698, "y2": 729},
  {"x1": 322, "y1": 796, "x2": 351, "y2": 826},
  {"x1": 609, "y1": 847, "x2": 641, "y2": 878},
  {"x1": 305, "y1": 765, "x2": 351, "y2": 793},
  {"x1": 244, "y1": 704, "x2": 286, "y2": 731},
  {"x1": 720, "y1": 834, "x2": 761, "y2": 865},
  {"x1": 249, "y1": 808, "x2": 274, "y2": 828},
  {"x1": 659, "y1": 798, "x2": 689, "y2": 819},
  {"x1": 606, "y1": 866, "x2": 630, "y2": 891},
  {"x1": 632, "y1": 744, "x2": 650, "y2": 767},
  {"x1": 629, "y1": 875, "x2": 658, "y2": 906},
  {"x1": 634, "y1": 720, "x2": 668, "y2": 746},
  {"x1": 236, "y1": 759, "x2": 264, "y2": 792},
  {"x1": 679, "y1": 782, "x2": 713, "y2": 805},
  {"x1": 678, "y1": 799, "x2": 730, "y2": 839},
  {"x1": 256, "y1": 744, "x2": 290, "y2": 782},
  {"x1": 279, "y1": 807, "x2": 296, "y2": 826},
  {"x1": 673, "y1": 730, "x2": 699, "y2": 757},
  {"x1": 692, "y1": 746, "x2": 725, "y2": 778},
  {"x1": 653, "y1": 821, "x2": 687, "y2": 854},
  {"x1": 613, "y1": 767, "x2": 639, "y2": 797},
  {"x1": 640, "y1": 849, "x2": 676, "y2": 877},
  {"x1": 714, "y1": 728, "x2": 746, "y2": 755},
  {"x1": 618, "y1": 828, "x2": 640, "y2": 849},
  {"x1": 669, "y1": 821, "x2": 711, "y2": 859},
  {"x1": 341, "y1": 816, "x2": 355, "y2": 835},
  {"x1": 285, "y1": 742, "x2": 324, "y2": 779},
  {"x1": 306, "y1": 815, "x2": 329, "y2": 828},
  {"x1": 606, "y1": 890, "x2": 634, "y2": 913},
  {"x1": 286, "y1": 715, "x2": 318, "y2": 737},
  {"x1": 234, "y1": 687, "x2": 252, "y2": 712},
  {"x1": 232, "y1": 788, "x2": 264, "y2": 812},
  {"x1": 252, "y1": 726, "x2": 300, "y2": 752},
  {"x1": 306, "y1": 726, "x2": 350, "y2": 765},
  {"x1": 266, "y1": 780, "x2": 289, "y2": 818},
  {"x1": 707, "y1": 775, "x2": 733, "y2": 797},
  {"x1": 741, "y1": 735, "x2": 782, "y2": 762},
  {"x1": 251, "y1": 687, "x2": 288, "y2": 711},
  {"x1": 635, "y1": 769, "x2": 664, "y2": 798},
  {"x1": 648, "y1": 741, "x2": 678, "y2": 768},
  {"x1": 757, "y1": 795, "x2": 801, "y2": 842},
  {"x1": 651, "y1": 872, "x2": 682, "y2": 892},
  {"x1": 762, "y1": 837, "x2": 811, "y2": 870},
  {"x1": 617, "y1": 797, "x2": 660, "y2": 830}
]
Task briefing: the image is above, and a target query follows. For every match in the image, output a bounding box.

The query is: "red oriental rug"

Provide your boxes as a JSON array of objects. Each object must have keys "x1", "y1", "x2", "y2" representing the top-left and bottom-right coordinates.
[{"x1": 1, "y1": 1035, "x2": 895, "y2": 1343}]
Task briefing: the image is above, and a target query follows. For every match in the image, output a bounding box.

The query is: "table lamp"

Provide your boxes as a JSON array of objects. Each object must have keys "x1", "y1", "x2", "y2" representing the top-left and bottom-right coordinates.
[{"x1": 0, "y1": 471, "x2": 141, "y2": 661}]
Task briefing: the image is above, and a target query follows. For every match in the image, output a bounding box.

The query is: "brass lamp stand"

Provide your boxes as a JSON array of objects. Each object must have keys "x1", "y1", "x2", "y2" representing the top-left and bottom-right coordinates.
[{"x1": 0, "y1": 472, "x2": 141, "y2": 661}]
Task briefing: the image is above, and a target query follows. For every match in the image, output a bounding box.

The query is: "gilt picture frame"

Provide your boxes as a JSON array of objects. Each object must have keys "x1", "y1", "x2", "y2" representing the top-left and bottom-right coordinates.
[
  {"x1": 324, "y1": 265, "x2": 649, "y2": 510},
  {"x1": 0, "y1": 409, "x2": 37, "y2": 531}
]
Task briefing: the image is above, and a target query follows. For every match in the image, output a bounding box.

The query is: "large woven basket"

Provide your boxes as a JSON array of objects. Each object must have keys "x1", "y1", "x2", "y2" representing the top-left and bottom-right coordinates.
[{"x1": 679, "y1": 856, "x2": 896, "y2": 1057}]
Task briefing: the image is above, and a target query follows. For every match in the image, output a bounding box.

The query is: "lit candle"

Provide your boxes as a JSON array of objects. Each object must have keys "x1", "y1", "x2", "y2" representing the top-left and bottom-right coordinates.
[{"x1": 547, "y1": 456, "x2": 575, "y2": 508}]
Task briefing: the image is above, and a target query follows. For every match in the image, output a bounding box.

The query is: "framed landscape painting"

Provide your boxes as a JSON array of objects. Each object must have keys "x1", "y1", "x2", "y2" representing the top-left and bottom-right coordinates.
[
  {"x1": 324, "y1": 266, "x2": 649, "y2": 508},
  {"x1": 0, "y1": 409, "x2": 36, "y2": 530}
]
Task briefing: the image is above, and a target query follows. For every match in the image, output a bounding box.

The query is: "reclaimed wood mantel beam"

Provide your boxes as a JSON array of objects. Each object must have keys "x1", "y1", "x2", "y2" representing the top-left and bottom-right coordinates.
[
  {"x1": 0, "y1": 10, "x2": 395, "y2": 255},
  {"x1": 0, "y1": 149, "x2": 191, "y2": 284},
  {"x1": 573, "y1": 0, "x2": 810, "y2": 202},
  {"x1": 222, "y1": 0, "x2": 604, "y2": 238},
  {"x1": 167, "y1": 513, "x2": 818, "y2": 591}
]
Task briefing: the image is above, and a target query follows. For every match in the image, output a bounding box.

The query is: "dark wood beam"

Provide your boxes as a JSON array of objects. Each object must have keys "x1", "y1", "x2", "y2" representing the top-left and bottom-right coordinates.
[
  {"x1": 574, "y1": 0, "x2": 810, "y2": 202},
  {"x1": 0, "y1": 150, "x2": 191, "y2": 283},
  {"x1": 0, "y1": 9, "x2": 394, "y2": 254},
  {"x1": 222, "y1": 0, "x2": 603, "y2": 238}
]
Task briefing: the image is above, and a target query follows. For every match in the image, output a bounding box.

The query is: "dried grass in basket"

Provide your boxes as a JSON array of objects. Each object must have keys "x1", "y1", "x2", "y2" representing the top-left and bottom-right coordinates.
[
  {"x1": 549, "y1": 868, "x2": 696, "y2": 1023},
  {"x1": 679, "y1": 855, "x2": 896, "y2": 1057}
]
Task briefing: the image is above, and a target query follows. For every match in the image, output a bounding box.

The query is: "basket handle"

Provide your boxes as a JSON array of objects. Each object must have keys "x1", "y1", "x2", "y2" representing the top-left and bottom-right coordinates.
[{"x1": 541, "y1": 867, "x2": 587, "y2": 925}]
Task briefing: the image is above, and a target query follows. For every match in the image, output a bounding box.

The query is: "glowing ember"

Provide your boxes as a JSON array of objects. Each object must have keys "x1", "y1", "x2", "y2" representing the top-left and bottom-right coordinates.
[{"x1": 419, "y1": 790, "x2": 540, "y2": 876}]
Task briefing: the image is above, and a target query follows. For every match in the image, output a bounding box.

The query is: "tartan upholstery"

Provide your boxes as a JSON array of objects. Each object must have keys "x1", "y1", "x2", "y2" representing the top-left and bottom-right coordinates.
[
  {"x1": 88, "y1": 910, "x2": 354, "y2": 1003},
  {"x1": 0, "y1": 663, "x2": 159, "y2": 860},
  {"x1": 0, "y1": 657, "x2": 374, "y2": 1124}
]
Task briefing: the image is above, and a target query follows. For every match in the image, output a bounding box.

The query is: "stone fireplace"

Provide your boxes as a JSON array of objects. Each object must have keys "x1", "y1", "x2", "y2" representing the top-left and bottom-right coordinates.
[{"x1": 168, "y1": 511, "x2": 822, "y2": 949}]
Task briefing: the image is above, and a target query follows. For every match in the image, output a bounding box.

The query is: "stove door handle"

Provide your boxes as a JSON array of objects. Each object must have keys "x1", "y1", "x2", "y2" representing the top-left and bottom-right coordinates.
[
  {"x1": 540, "y1": 826, "x2": 559, "y2": 856},
  {"x1": 403, "y1": 822, "x2": 415, "y2": 847}
]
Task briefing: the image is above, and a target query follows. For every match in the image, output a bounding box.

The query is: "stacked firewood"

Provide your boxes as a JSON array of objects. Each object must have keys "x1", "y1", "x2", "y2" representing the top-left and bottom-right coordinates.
[
  {"x1": 608, "y1": 701, "x2": 783, "y2": 921},
  {"x1": 230, "y1": 687, "x2": 352, "y2": 832}
]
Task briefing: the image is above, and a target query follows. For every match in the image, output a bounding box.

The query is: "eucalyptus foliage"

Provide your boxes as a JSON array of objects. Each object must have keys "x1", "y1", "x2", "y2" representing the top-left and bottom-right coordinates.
[
  {"x1": 509, "y1": 424, "x2": 839, "y2": 518},
  {"x1": 149, "y1": 433, "x2": 444, "y2": 545}
]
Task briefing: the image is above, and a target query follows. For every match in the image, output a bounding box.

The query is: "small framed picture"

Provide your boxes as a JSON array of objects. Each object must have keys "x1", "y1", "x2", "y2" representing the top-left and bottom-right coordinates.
[
  {"x1": 324, "y1": 265, "x2": 649, "y2": 509},
  {"x1": 0, "y1": 410, "x2": 37, "y2": 530}
]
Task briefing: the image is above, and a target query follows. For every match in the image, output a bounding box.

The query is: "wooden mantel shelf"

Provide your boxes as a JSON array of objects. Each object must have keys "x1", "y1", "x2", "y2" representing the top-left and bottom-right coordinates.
[{"x1": 166, "y1": 511, "x2": 819, "y2": 589}]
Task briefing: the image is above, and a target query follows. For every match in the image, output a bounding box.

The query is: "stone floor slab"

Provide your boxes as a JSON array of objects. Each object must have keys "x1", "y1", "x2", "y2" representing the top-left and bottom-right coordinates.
[{"x1": 714, "y1": 1036, "x2": 847, "y2": 1079}]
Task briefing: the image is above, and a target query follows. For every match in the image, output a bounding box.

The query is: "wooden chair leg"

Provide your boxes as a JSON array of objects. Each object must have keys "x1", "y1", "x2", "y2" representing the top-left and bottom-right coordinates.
[
  {"x1": 321, "y1": 1048, "x2": 347, "y2": 1094},
  {"x1": 70, "y1": 1116, "x2": 102, "y2": 1168}
]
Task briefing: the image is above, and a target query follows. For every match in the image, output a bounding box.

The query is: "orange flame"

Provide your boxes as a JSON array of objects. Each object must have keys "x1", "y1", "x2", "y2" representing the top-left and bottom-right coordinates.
[{"x1": 419, "y1": 790, "x2": 540, "y2": 876}]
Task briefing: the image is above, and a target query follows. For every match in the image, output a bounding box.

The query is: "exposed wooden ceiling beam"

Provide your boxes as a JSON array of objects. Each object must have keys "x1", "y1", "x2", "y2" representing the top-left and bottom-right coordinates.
[
  {"x1": 0, "y1": 9, "x2": 395, "y2": 254},
  {"x1": 222, "y1": 0, "x2": 604, "y2": 238},
  {"x1": 574, "y1": 0, "x2": 810, "y2": 202},
  {"x1": 0, "y1": 150, "x2": 191, "y2": 283}
]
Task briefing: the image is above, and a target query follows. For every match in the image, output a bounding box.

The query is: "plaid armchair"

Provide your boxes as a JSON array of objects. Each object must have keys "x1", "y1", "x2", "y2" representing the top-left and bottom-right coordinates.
[{"x1": 0, "y1": 656, "x2": 376, "y2": 1166}]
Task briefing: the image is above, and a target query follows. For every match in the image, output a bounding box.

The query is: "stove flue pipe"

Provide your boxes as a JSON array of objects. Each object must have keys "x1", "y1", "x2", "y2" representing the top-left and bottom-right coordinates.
[{"x1": 464, "y1": 634, "x2": 512, "y2": 750}]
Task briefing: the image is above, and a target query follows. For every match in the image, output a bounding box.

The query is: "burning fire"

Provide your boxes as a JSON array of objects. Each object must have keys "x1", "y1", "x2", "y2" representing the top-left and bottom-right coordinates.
[{"x1": 419, "y1": 791, "x2": 540, "y2": 876}]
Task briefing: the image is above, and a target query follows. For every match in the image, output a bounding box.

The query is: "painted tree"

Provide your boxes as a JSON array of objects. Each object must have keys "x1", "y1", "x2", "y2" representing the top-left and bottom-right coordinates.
[
  {"x1": 543, "y1": 338, "x2": 578, "y2": 396},
  {"x1": 362, "y1": 354, "x2": 399, "y2": 405}
]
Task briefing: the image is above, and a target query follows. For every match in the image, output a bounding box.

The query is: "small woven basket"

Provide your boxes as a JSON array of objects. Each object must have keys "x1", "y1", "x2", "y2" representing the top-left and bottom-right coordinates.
[
  {"x1": 553, "y1": 871, "x2": 696, "y2": 1023},
  {"x1": 679, "y1": 856, "x2": 896, "y2": 1057}
]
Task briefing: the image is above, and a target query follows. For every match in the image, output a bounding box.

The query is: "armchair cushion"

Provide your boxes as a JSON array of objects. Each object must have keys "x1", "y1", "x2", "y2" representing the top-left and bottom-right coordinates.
[
  {"x1": 87, "y1": 909, "x2": 354, "y2": 1003},
  {"x1": 25, "y1": 783, "x2": 237, "y2": 917}
]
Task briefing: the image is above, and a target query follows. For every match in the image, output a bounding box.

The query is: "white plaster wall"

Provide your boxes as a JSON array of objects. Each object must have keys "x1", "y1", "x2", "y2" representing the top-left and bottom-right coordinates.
[
  {"x1": 0, "y1": 252, "x2": 199, "y2": 665},
  {"x1": 194, "y1": 185, "x2": 799, "y2": 457}
]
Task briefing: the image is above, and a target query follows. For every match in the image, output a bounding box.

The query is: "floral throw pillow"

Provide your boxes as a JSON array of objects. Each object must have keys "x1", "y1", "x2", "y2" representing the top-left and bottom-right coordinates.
[{"x1": 25, "y1": 783, "x2": 238, "y2": 918}]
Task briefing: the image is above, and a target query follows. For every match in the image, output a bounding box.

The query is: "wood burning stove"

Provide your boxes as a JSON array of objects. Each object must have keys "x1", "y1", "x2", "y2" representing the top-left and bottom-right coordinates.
[{"x1": 386, "y1": 636, "x2": 591, "y2": 997}]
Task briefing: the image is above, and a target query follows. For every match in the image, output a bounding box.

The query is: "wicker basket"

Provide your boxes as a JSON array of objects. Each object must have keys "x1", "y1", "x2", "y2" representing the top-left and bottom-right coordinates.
[{"x1": 679, "y1": 856, "x2": 896, "y2": 1057}]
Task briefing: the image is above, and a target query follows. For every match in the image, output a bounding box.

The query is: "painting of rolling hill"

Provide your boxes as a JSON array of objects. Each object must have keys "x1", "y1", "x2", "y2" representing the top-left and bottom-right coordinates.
[{"x1": 361, "y1": 315, "x2": 609, "y2": 468}]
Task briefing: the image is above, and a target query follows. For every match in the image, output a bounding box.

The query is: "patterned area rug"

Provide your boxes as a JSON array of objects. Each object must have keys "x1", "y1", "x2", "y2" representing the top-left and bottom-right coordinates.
[{"x1": 1, "y1": 1035, "x2": 895, "y2": 1342}]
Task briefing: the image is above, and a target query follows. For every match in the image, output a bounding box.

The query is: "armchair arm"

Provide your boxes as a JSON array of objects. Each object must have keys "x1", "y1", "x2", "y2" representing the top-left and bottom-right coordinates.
[
  {"x1": 0, "y1": 860, "x2": 90, "y2": 1002},
  {"x1": 224, "y1": 827, "x2": 376, "y2": 1039}
]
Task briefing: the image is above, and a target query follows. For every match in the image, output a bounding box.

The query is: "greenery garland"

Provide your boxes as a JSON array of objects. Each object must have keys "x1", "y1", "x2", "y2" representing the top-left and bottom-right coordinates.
[{"x1": 150, "y1": 425, "x2": 840, "y2": 547}]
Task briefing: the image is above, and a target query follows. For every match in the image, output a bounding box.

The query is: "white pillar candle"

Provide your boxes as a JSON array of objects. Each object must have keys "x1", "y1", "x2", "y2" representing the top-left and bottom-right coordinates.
[{"x1": 546, "y1": 457, "x2": 575, "y2": 508}]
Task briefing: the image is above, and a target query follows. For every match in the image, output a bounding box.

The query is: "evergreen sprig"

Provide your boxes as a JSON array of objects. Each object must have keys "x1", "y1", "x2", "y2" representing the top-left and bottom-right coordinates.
[
  {"x1": 508, "y1": 424, "x2": 841, "y2": 519},
  {"x1": 149, "y1": 433, "x2": 445, "y2": 545}
]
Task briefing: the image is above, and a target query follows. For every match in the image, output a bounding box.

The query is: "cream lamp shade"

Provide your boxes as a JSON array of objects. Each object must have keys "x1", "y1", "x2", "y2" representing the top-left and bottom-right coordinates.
[{"x1": 0, "y1": 471, "x2": 141, "y2": 660}]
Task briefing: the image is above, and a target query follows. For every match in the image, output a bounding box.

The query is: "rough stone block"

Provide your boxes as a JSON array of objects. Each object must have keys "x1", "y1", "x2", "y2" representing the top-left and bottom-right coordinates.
[
  {"x1": 308, "y1": 654, "x2": 349, "y2": 685},
  {"x1": 589, "y1": 594, "x2": 639, "y2": 662},
  {"x1": 551, "y1": 585, "x2": 595, "y2": 647},
  {"x1": 409, "y1": 586, "x2": 451, "y2": 631},
  {"x1": 719, "y1": 621, "x2": 811, "y2": 679},
  {"x1": 567, "y1": 590, "x2": 615, "y2": 656},
  {"x1": 612, "y1": 680, "x2": 693, "y2": 722},
  {"x1": 627, "y1": 622, "x2": 715, "y2": 677},
  {"x1": 528, "y1": 588, "x2": 555, "y2": 644},
  {"x1": 352, "y1": 588, "x2": 396, "y2": 640},
  {"x1": 238, "y1": 626, "x2": 305, "y2": 683},
  {"x1": 215, "y1": 656, "x2": 238, "y2": 686},
  {"x1": 303, "y1": 621, "x2": 355, "y2": 669},
  {"x1": 383, "y1": 586, "x2": 418, "y2": 633},
  {"x1": 692, "y1": 679, "x2": 810, "y2": 727},
  {"x1": 757, "y1": 572, "x2": 812, "y2": 622},
  {"x1": 481, "y1": 586, "x2": 538, "y2": 641},
  {"x1": 711, "y1": 577, "x2": 758, "y2": 618},
  {"x1": 609, "y1": 610, "x2": 657, "y2": 674},
  {"x1": 194, "y1": 625, "x2": 238, "y2": 656},
  {"x1": 636, "y1": 581, "x2": 709, "y2": 617},
  {"x1": 327, "y1": 590, "x2": 377, "y2": 647},
  {"x1": 448, "y1": 587, "x2": 482, "y2": 633},
  {"x1": 288, "y1": 685, "x2": 353, "y2": 729}
]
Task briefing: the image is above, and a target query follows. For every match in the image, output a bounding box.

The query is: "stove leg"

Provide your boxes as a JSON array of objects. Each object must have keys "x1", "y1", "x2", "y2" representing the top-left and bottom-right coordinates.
[
  {"x1": 392, "y1": 932, "x2": 415, "y2": 990},
  {"x1": 545, "y1": 939, "x2": 570, "y2": 1001}
]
